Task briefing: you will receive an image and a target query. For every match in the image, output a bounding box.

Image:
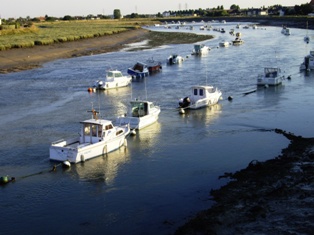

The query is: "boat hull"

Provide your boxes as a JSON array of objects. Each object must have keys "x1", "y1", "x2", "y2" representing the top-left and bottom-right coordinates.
[
  {"x1": 95, "y1": 79, "x2": 131, "y2": 90},
  {"x1": 127, "y1": 68, "x2": 149, "y2": 78},
  {"x1": 50, "y1": 135, "x2": 127, "y2": 163},
  {"x1": 116, "y1": 109, "x2": 160, "y2": 130}
]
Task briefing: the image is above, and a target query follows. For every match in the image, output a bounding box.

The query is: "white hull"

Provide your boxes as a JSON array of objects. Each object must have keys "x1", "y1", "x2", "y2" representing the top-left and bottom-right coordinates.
[
  {"x1": 219, "y1": 41, "x2": 230, "y2": 47},
  {"x1": 50, "y1": 136, "x2": 127, "y2": 163},
  {"x1": 116, "y1": 109, "x2": 160, "y2": 130},
  {"x1": 257, "y1": 67, "x2": 284, "y2": 86},
  {"x1": 257, "y1": 77, "x2": 283, "y2": 86},
  {"x1": 179, "y1": 85, "x2": 222, "y2": 110},
  {"x1": 50, "y1": 113, "x2": 129, "y2": 163},
  {"x1": 116, "y1": 100, "x2": 161, "y2": 130},
  {"x1": 167, "y1": 55, "x2": 184, "y2": 65},
  {"x1": 97, "y1": 79, "x2": 131, "y2": 90},
  {"x1": 188, "y1": 95, "x2": 221, "y2": 109},
  {"x1": 94, "y1": 70, "x2": 132, "y2": 90}
]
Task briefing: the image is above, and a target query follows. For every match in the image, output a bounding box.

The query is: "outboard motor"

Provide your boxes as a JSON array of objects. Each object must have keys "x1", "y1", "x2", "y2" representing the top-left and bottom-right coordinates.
[{"x1": 179, "y1": 97, "x2": 191, "y2": 108}]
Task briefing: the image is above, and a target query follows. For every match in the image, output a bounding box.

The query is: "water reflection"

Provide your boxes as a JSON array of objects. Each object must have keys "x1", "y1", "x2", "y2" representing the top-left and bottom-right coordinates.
[
  {"x1": 129, "y1": 121, "x2": 161, "y2": 150},
  {"x1": 179, "y1": 103, "x2": 222, "y2": 126},
  {"x1": 74, "y1": 147, "x2": 130, "y2": 185}
]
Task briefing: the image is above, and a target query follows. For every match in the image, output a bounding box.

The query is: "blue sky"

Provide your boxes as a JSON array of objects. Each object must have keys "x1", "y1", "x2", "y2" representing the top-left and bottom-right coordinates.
[{"x1": 1, "y1": 0, "x2": 308, "y2": 18}]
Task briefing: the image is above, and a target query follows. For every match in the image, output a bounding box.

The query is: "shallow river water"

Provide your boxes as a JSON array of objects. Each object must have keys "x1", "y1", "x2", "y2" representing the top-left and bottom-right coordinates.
[{"x1": 1, "y1": 22, "x2": 314, "y2": 234}]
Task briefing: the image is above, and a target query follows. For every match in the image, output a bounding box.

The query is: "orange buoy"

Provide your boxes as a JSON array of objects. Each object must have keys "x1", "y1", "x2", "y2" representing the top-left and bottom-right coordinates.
[{"x1": 87, "y1": 87, "x2": 93, "y2": 92}]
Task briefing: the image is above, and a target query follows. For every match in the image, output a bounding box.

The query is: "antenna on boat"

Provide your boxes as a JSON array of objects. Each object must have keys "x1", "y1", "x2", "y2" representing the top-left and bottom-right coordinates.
[{"x1": 88, "y1": 102, "x2": 99, "y2": 120}]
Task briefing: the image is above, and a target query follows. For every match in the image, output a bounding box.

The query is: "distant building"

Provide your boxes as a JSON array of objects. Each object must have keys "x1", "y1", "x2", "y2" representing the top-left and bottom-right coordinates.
[
  {"x1": 246, "y1": 8, "x2": 268, "y2": 16},
  {"x1": 162, "y1": 11, "x2": 170, "y2": 17}
]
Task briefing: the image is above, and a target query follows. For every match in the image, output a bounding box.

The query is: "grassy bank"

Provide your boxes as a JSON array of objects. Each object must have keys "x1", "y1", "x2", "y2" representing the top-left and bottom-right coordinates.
[{"x1": 0, "y1": 19, "x2": 159, "y2": 51}]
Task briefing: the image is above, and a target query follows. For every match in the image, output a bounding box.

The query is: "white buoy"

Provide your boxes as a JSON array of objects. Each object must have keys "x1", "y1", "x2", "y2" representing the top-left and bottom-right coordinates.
[
  {"x1": 130, "y1": 129, "x2": 136, "y2": 136},
  {"x1": 179, "y1": 108, "x2": 185, "y2": 114},
  {"x1": 62, "y1": 160, "x2": 71, "y2": 168}
]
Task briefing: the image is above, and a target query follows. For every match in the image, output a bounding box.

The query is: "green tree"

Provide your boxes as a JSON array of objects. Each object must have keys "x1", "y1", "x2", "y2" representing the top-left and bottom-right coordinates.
[
  {"x1": 113, "y1": 9, "x2": 122, "y2": 19},
  {"x1": 230, "y1": 4, "x2": 240, "y2": 10}
]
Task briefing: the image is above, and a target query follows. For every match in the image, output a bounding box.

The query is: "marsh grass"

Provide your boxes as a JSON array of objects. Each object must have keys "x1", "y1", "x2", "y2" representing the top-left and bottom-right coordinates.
[{"x1": 0, "y1": 19, "x2": 156, "y2": 50}]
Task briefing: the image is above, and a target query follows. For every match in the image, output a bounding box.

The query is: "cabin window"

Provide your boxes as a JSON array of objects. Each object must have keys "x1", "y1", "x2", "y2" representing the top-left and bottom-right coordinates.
[
  {"x1": 91, "y1": 125, "x2": 97, "y2": 137},
  {"x1": 84, "y1": 124, "x2": 90, "y2": 135},
  {"x1": 194, "y1": 89, "x2": 198, "y2": 95},
  {"x1": 105, "y1": 124, "x2": 113, "y2": 130},
  {"x1": 199, "y1": 89, "x2": 204, "y2": 96},
  {"x1": 98, "y1": 125, "x2": 102, "y2": 137},
  {"x1": 116, "y1": 130, "x2": 123, "y2": 136}
]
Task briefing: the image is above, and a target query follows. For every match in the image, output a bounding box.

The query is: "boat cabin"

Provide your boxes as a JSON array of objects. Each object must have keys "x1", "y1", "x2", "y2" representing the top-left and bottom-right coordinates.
[
  {"x1": 130, "y1": 101, "x2": 155, "y2": 117},
  {"x1": 107, "y1": 70, "x2": 124, "y2": 79},
  {"x1": 80, "y1": 119, "x2": 119, "y2": 144},
  {"x1": 132, "y1": 62, "x2": 147, "y2": 72},
  {"x1": 190, "y1": 86, "x2": 215, "y2": 102},
  {"x1": 264, "y1": 68, "x2": 280, "y2": 77}
]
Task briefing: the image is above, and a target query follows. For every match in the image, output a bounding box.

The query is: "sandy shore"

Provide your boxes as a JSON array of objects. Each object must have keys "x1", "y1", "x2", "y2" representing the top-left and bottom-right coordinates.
[{"x1": 0, "y1": 28, "x2": 150, "y2": 74}]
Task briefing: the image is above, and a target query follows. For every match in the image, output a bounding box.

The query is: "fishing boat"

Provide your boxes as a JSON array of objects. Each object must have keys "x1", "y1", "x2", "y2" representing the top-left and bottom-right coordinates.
[
  {"x1": 300, "y1": 50, "x2": 314, "y2": 71},
  {"x1": 167, "y1": 54, "x2": 184, "y2": 65},
  {"x1": 146, "y1": 58, "x2": 162, "y2": 74},
  {"x1": 219, "y1": 40, "x2": 230, "y2": 47},
  {"x1": 178, "y1": 85, "x2": 222, "y2": 111},
  {"x1": 93, "y1": 70, "x2": 132, "y2": 90},
  {"x1": 232, "y1": 37, "x2": 244, "y2": 45},
  {"x1": 49, "y1": 109, "x2": 130, "y2": 164},
  {"x1": 116, "y1": 99, "x2": 161, "y2": 130},
  {"x1": 281, "y1": 26, "x2": 291, "y2": 35},
  {"x1": 257, "y1": 67, "x2": 284, "y2": 86},
  {"x1": 127, "y1": 62, "x2": 149, "y2": 78},
  {"x1": 192, "y1": 44, "x2": 210, "y2": 55}
]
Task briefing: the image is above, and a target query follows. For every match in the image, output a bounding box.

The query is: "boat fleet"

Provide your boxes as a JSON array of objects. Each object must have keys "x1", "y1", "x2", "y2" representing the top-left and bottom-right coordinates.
[{"x1": 50, "y1": 21, "x2": 304, "y2": 165}]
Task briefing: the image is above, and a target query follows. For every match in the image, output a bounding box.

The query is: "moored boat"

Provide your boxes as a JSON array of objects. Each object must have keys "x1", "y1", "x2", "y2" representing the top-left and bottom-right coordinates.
[
  {"x1": 116, "y1": 99, "x2": 161, "y2": 130},
  {"x1": 300, "y1": 50, "x2": 314, "y2": 71},
  {"x1": 281, "y1": 26, "x2": 291, "y2": 35},
  {"x1": 257, "y1": 67, "x2": 284, "y2": 86},
  {"x1": 192, "y1": 44, "x2": 210, "y2": 55},
  {"x1": 232, "y1": 37, "x2": 244, "y2": 45},
  {"x1": 167, "y1": 54, "x2": 184, "y2": 65},
  {"x1": 50, "y1": 109, "x2": 130, "y2": 163},
  {"x1": 127, "y1": 62, "x2": 149, "y2": 78},
  {"x1": 179, "y1": 85, "x2": 222, "y2": 110},
  {"x1": 146, "y1": 58, "x2": 162, "y2": 74},
  {"x1": 219, "y1": 40, "x2": 230, "y2": 47},
  {"x1": 93, "y1": 70, "x2": 132, "y2": 90}
]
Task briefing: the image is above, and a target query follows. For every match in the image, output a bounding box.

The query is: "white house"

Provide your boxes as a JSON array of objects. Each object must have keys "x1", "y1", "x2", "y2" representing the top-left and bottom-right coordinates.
[{"x1": 162, "y1": 11, "x2": 170, "y2": 17}]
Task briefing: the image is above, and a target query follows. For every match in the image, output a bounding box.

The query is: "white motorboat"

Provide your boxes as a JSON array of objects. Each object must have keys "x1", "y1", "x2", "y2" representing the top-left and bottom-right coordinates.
[
  {"x1": 257, "y1": 67, "x2": 284, "y2": 86},
  {"x1": 219, "y1": 40, "x2": 230, "y2": 47},
  {"x1": 179, "y1": 85, "x2": 222, "y2": 110},
  {"x1": 116, "y1": 99, "x2": 161, "y2": 130},
  {"x1": 167, "y1": 54, "x2": 184, "y2": 65},
  {"x1": 50, "y1": 109, "x2": 130, "y2": 163},
  {"x1": 232, "y1": 37, "x2": 244, "y2": 45},
  {"x1": 93, "y1": 70, "x2": 132, "y2": 90},
  {"x1": 192, "y1": 44, "x2": 210, "y2": 55},
  {"x1": 300, "y1": 50, "x2": 314, "y2": 71}
]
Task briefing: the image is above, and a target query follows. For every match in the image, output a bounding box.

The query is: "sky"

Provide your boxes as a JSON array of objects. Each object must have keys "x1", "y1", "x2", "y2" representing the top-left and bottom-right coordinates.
[{"x1": 0, "y1": 0, "x2": 309, "y2": 18}]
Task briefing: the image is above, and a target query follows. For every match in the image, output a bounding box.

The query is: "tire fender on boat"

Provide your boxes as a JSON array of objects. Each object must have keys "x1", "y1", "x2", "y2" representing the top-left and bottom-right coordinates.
[{"x1": 80, "y1": 154, "x2": 85, "y2": 162}]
